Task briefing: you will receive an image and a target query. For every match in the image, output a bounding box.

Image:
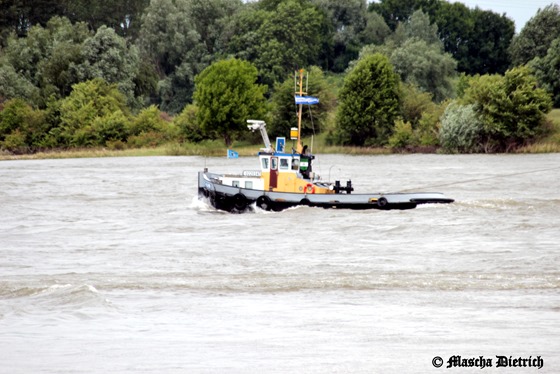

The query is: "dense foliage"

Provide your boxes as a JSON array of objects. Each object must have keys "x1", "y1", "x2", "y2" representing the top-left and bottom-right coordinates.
[
  {"x1": 193, "y1": 58, "x2": 267, "y2": 146},
  {"x1": 333, "y1": 53, "x2": 400, "y2": 146},
  {"x1": 460, "y1": 66, "x2": 553, "y2": 152},
  {"x1": 0, "y1": 0, "x2": 557, "y2": 154}
]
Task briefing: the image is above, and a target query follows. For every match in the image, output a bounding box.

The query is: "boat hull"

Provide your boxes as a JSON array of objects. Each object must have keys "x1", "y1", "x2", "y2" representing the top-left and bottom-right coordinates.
[{"x1": 198, "y1": 171, "x2": 453, "y2": 213}]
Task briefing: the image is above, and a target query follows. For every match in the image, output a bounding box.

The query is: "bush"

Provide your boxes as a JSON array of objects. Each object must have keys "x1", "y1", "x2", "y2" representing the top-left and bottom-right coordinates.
[
  {"x1": 59, "y1": 78, "x2": 130, "y2": 147},
  {"x1": 91, "y1": 110, "x2": 130, "y2": 145},
  {"x1": 388, "y1": 120, "x2": 415, "y2": 148},
  {"x1": 128, "y1": 105, "x2": 166, "y2": 136},
  {"x1": 0, "y1": 98, "x2": 48, "y2": 151},
  {"x1": 439, "y1": 102, "x2": 483, "y2": 153},
  {"x1": 1, "y1": 129, "x2": 27, "y2": 153},
  {"x1": 462, "y1": 66, "x2": 552, "y2": 152},
  {"x1": 127, "y1": 131, "x2": 169, "y2": 148},
  {"x1": 174, "y1": 104, "x2": 206, "y2": 143}
]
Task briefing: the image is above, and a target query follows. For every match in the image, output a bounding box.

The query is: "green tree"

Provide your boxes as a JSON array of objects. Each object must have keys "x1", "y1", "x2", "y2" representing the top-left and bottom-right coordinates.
[
  {"x1": 358, "y1": 11, "x2": 457, "y2": 102},
  {"x1": 313, "y1": 0, "x2": 379, "y2": 72},
  {"x1": 334, "y1": 53, "x2": 400, "y2": 146},
  {"x1": 404, "y1": 9, "x2": 440, "y2": 46},
  {"x1": 0, "y1": 16, "x2": 146, "y2": 108},
  {"x1": 529, "y1": 37, "x2": 560, "y2": 107},
  {"x1": 193, "y1": 59, "x2": 267, "y2": 146},
  {"x1": 63, "y1": 0, "x2": 150, "y2": 39},
  {"x1": 0, "y1": 0, "x2": 65, "y2": 42},
  {"x1": 390, "y1": 38, "x2": 456, "y2": 102},
  {"x1": 432, "y1": 1, "x2": 471, "y2": 73},
  {"x1": 369, "y1": 0, "x2": 440, "y2": 31},
  {"x1": 465, "y1": 8, "x2": 514, "y2": 75},
  {"x1": 226, "y1": 0, "x2": 324, "y2": 87},
  {"x1": 0, "y1": 64, "x2": 41, "y2": 103},
  {"x1": 139, "y1": 0, "x2": 240, "y2": 112},
  {"x1": 362, "y1": 11, "x2": 392, "y2": 46},
  {"x1": 58, "y1": 78, "x2": 130, "y2": 147},
  {"x1": 510, "y1": 4, "x2": 560, "y2": 66},
  {"x1": 462, "y1": 66, "x2": 553, "y2": 152},
  {"x1": 371, "y1": 0, "x2": 514, "y2": 75},
  {"x1": 269, "y1": 66, "x2": 335, "y2": 138},
  {"x1": 72, "y1": 25, "x2": 140, "y2": 107},
  {"x1": 0, "y1": 17, "x2": 91, "y2": 106}
]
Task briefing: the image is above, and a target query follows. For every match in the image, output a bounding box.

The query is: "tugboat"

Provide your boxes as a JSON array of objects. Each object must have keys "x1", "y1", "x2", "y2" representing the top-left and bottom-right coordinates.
[{"x1": 198, "y1": 70, "x2": 454, "y2": 212}]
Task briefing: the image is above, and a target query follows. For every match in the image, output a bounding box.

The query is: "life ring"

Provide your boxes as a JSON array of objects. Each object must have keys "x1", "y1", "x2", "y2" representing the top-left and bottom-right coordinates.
[{"x1": 305, "y1": 183, "x2": 315, "y2": 194}]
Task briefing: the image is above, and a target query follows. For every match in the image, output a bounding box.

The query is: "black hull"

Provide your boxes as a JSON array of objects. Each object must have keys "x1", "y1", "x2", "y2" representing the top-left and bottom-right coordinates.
[{"x1": 198, "y1": 187, "x2": 450, "y2": 213}]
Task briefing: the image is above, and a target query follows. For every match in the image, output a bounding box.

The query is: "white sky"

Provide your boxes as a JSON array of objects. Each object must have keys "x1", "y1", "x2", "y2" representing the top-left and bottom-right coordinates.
[{"x1": 455, "y1": 0, "x2": 558, "y2": 33}]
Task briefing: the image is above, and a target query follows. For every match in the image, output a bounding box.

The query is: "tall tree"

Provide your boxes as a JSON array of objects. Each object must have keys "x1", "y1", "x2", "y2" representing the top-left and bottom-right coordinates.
[
  {"x1": 529, "y1": 37, "x2": 560, "y2": 107},
  {"x1": 312, "y1": 0, "x2": 373, "y2": 72},
  {"x1": 226, "y1": 0, "x2": 324, "y2": 87},
  {"x1": 510, "y1": 4, "x2": 560, "y2": 66},
  {"x1": 334, "y1": 53, "x2": 400, "y2": 146},
  {"x1": 62, "y1": 0, "x2": 150, "y2": 39},
  {"x1": 432, "y1": 1, "x2": 471, "y2": 73},
  {"x1": 369, "y1": 0, "x2": 440, "y2": 31},
  {"x1": 370, "y1": 0, "x2": 515, "y2": 75},
  {"x1": 138, "y1": 0, "x2": 240, "y2": 112},
  {"x1": 72, "y1": 26, "x2": 140, "y2": 107},
  {"x1": 464, "y1": 8, "x2": 514, "y2": 75},
  {"x1": 358, "y1": 10, "x2": 456, "y2": 102},
  {"x1": 0, "y1": 17, "x2": 141, "y2": 107},
  {"x1": 0, "y1": 17, "x2": 91, "y2": 106},
  {"x1": 390, "y1": 38, "x2": 456, "y2": 102},
  {"x1": 193, "y1": 58, "x2": 268, "y2": 146},
  {"x1": 0, "y1": 0, "x2": 65, "y2": 43}
]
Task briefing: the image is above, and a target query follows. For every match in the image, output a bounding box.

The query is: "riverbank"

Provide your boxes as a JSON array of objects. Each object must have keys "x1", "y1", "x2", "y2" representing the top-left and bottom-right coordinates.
[
  {"x1": 0, "y1": 141, "x2": 393, "y2": 161},
  {"x1": 2, "y1": 110, "x2": 559, "y2": 161}
]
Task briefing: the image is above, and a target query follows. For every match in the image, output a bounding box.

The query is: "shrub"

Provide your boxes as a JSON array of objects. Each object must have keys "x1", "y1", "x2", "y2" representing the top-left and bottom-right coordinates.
[
  {"x1": 439, "y1": 102, "x2": 483, "y2": 153},
  {"x1": 1, "y1": 129, "x2": 27, "y2": 153},
  {"x1": 128, "y1": 105, "x2": 166, "y2": 136},
  {"x1": 388, "y1": 120, "x2": 415, "y2": 148},
  {"x1": 174, "y1": 104, "x2": 206, "y2": 143}
]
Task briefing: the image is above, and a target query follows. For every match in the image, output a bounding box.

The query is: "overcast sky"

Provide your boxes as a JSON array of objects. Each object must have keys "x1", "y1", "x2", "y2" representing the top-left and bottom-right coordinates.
[{"x1": 455, "y1": 0, "x2": 556, "y2": 33}]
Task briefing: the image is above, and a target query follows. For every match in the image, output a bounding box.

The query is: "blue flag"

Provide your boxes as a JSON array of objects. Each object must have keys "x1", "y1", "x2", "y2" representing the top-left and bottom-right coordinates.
[
  {"x1": 295, "y1": 95, "x2": 319, "y2": 105},
  {"x1": 227, "y1": 149, "x2": 239, "y2": 159}
]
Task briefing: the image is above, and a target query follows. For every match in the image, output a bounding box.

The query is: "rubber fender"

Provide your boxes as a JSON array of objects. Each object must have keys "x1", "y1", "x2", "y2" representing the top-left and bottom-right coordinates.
[
  {"x1": 233, "y1": 193, "x2": 247, "y2": 211},
  {"x1": 256, "y1": 195, "x2": 272, "y2": 211},
  {"x1": 377, "y1": 196, "x2": 388, "y2": 207}
]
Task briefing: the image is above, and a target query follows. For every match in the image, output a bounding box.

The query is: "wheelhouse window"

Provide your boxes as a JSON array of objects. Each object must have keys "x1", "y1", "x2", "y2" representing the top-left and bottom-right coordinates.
[
  {"x1": 261, "y1": 157, "x2": 269, "y2": 170},
  {"x1": 280, "y1": 158, "x2": 289, "y2": 170},
  {"x1": 271, "y1": 157, "x2": 278, "y2": 170},
  {"x1": 291, "y1": 157, "x2": 300, "y2": 170}
]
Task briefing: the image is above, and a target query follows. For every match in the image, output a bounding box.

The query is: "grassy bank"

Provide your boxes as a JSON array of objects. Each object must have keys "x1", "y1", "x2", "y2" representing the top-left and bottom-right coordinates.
[{"x1": 2, "y1": 109, "x2": 560, "y2": 161}]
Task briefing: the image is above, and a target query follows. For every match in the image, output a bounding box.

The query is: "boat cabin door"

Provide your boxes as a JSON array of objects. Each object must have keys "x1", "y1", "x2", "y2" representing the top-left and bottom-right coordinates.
[{"x1": 269, "y1": 156, "x2": 278, "y2": 189}]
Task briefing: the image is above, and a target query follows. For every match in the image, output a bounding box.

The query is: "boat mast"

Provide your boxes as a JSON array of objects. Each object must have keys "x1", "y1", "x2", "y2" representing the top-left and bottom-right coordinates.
[{"x1": 296, "y1": 69, "x2": 305, "y2": 153}]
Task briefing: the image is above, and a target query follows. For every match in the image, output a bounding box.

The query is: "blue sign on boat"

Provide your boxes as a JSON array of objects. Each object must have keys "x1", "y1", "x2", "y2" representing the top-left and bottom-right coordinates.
[
  {"x1": 295, "y1": 95, "x2": 319, "y2": 105},
  {"x1": 227, "y1": 149, "x2": 239, "y2": 159}
]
